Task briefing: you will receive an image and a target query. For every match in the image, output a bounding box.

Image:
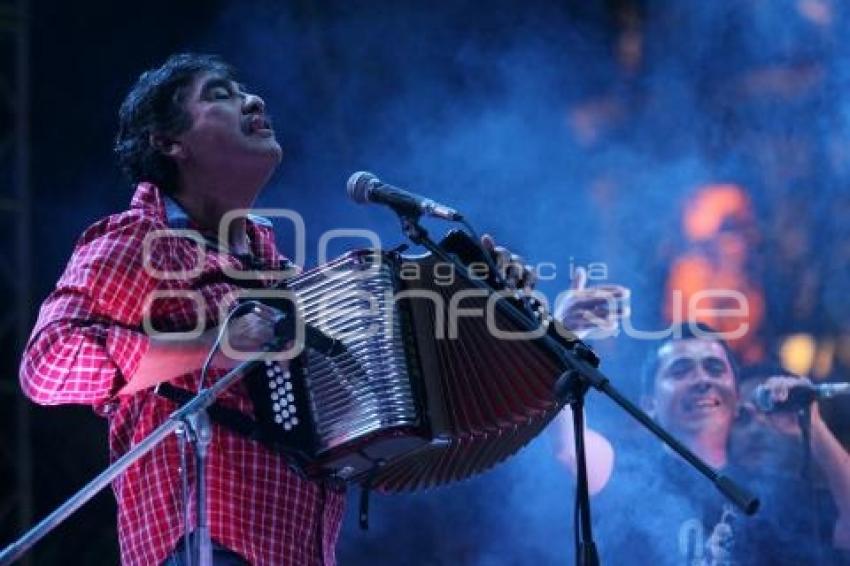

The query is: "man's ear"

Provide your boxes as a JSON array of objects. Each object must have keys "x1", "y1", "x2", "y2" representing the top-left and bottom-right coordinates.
[{"x1": 150, "y1": 133, "x2": 185, "y2": 161}]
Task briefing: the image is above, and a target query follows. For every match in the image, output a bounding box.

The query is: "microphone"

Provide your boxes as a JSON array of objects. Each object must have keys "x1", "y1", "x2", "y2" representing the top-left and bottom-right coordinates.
[
  {"x1": 751, "y1": 381, "x2": 850, "y2": 412},
  {"x1": 346, "y1": 171, "x2": 463, "y2": 221}
]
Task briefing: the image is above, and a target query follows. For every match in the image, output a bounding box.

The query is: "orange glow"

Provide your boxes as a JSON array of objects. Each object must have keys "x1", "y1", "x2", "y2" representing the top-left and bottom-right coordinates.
[
  {"x1": 683, "y1": 184, "x2": 752, "y2": 242},
  {"x1": 780, "y1": 334, "x2": 816, "y2": 376},
  {"x1": 665, "y1": 183, "x2": 765, "y2": 364}
]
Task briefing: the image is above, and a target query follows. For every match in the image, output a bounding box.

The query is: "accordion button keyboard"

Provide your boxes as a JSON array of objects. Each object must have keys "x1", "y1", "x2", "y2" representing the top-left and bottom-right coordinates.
[{"x1": 262, "y1": 361, "x2": 303, "y2": 433}]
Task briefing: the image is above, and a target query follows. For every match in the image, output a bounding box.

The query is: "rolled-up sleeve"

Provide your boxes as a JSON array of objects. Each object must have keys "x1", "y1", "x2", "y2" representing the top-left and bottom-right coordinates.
[{"x1": 19, "y1": 214, "x2": 164, "y2": 406}]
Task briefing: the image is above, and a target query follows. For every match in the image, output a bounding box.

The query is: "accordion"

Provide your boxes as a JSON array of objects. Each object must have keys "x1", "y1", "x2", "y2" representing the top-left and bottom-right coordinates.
[{"x1": 246, "y1": 231, "x2": 575, "y2": 492}]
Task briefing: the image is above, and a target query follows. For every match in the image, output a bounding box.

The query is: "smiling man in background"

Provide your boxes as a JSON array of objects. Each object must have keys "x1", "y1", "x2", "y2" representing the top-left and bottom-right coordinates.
[{"x1": 553, "y1": 322, "x2": 850, "y2": 564}]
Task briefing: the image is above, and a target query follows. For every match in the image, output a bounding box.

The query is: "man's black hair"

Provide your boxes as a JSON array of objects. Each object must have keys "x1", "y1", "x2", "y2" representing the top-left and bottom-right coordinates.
[
  {"x1": 114, "y1": 53, "x2": 234, "y2": 194},
  {"x1": 639, "y1": 322, "x2": 740, "y2": 396}
]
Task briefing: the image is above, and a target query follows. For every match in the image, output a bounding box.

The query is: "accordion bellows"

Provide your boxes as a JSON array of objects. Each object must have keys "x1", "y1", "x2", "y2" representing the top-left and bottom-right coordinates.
[{"x1": 249, "y1": 231, "x2": 568, "y2": 492}]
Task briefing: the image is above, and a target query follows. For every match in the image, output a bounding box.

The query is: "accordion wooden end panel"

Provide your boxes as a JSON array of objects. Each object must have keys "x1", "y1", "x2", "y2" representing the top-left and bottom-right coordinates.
[{"x1": 247, "y1": 232, "x2": 570, "y2": 492}]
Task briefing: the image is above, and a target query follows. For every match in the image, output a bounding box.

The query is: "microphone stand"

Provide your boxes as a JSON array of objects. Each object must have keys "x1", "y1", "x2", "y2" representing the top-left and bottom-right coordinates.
[
  {"x1": 556, "y1": 371, "x2": 599, "y2": 565},
  {"x1": 397, "y1": 213, "x2": 760, "y2": 565},
  {"x1": 0, "y1": 329, "x2": 290, "y2": 566},
  {"x1": 797, "y1": 405, "x2": 825, "y2": 565},
  {"x1": 187, "y1": 404, "x2": 214, "y2": 566}
]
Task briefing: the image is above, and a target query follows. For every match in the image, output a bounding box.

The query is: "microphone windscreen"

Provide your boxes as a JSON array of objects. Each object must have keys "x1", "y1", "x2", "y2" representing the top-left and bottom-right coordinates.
[
  {"x1": 751, "y1": 385, "x2": 774, "y2": 411},
  {"x1": 347, "y1": 171, "x2": 378, "y2": 204}
]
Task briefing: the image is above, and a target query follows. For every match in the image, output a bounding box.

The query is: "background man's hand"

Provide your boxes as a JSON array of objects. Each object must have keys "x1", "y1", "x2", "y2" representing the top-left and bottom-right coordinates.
[
  {"x1": 753, "y1": 375, "x2": 824, "y2": 436},
  {"x1": 554, "y1": 266, "x2": 629, "y2": 339}
]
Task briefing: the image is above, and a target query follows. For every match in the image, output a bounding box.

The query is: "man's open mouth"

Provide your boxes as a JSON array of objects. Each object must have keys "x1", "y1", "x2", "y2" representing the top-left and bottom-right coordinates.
[
  {"x1": 684, "y1": 397, "x2": 722, "y2": 412},
  {"x1": 245, "y1": 114, "x2": 273, "y2": 135}
]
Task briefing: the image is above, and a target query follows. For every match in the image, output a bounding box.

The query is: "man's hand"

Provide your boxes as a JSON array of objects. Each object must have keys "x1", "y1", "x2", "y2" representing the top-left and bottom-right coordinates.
[
  {"x1": 120, "y1": 303, "x2": 284, "y2": 395},
  {"x1": 209, "y1": 303, "x2": 281, "y2": 370},
  {"x1": 753, "y1": 375, "x2": 824, "y2": 436},
  {"x1": 554, "y1": 267, "x2": 629, "y2": 339},
  {"x1": 480, "y1": 233, "x2": 536, "y2": 292}
]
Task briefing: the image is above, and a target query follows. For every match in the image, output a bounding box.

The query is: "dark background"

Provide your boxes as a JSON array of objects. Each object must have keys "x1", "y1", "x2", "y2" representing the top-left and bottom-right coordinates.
[{"x1": 1, "y1": 0, "x2": 849, "y2": 563}]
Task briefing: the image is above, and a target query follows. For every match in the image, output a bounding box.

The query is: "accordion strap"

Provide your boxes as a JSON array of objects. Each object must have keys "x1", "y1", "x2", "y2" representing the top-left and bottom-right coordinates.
[
  {"x1": 154, "y1": 382, "x2": 263, "y2": 441},
  {"x1": 155, "y1": 383, "x2": 338, "y2": 485},
  {"x1": 358, "y1": 458, "x2": 387, "y2": 531}
]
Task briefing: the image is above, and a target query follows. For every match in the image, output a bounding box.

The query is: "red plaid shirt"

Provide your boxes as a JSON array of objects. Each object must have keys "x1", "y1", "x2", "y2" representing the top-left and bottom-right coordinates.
[{"x1": 19, "y1": 183, "x2": 346, "y2": 566}]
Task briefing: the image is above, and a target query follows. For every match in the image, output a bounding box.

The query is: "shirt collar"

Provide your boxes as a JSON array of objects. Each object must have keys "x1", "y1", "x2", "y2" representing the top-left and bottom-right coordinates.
[
  {"x1": 130, "y1": 182, "x2": 274, "y2": 256},
  {"x1": 163, "y1": 194, "x2": 193, "y2": 229},
  {"x1": 164, "y1": 194, "x2": 273, "y2": 230}
]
